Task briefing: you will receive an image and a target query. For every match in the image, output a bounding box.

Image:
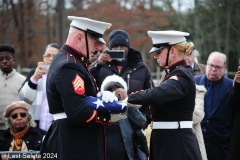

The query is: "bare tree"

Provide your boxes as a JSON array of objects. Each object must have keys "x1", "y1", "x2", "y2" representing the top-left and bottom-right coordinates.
[
  {"x1": 27, "y1": 0, "x2": 34, "y2": 58},
  {"x1": 3, "y1": 0, "x2": 10, "y2": 43},
  {"x1": 18, "y1": 0, "x2": 25, "y2": 65},
  {"x1": 57, "y1": 0, "x2": 65, "y2": 46}
]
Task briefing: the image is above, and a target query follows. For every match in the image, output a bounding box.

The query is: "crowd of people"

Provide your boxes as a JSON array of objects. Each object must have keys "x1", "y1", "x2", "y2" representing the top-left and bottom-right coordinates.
[{"x1": 0, "y1": 15, "x2": 238, "y2": 160}]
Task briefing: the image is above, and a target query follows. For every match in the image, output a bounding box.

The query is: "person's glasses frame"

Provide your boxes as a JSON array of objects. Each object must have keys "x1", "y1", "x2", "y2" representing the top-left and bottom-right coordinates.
[
  {"x1": 43, "y1": 54, "x2": 55, "y2": 59},
  {"x1": 207, "y1": 63, "x2": 224, "y2": 70},
  {"x1": 10, "y1": 113, "x2": 27, "y2": 119}
]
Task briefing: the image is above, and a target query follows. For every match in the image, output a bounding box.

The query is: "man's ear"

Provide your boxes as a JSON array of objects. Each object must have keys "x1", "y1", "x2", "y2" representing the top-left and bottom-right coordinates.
[{"x1": 13, "y1": 58, "x2": 16, "y2": 64}]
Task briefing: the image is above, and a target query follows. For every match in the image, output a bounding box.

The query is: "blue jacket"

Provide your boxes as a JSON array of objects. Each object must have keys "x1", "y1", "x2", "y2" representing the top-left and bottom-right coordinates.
[{"x1": 195, "y1": 75, "x2": 234, "y2": 151}]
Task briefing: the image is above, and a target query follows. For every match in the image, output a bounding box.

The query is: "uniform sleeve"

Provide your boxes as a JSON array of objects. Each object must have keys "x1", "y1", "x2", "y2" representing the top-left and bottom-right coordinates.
[
  {"x1": 55, "y1": 63, "x2": 110, "y2": 126},
  {"x1": 140, "y1": 66, "x2": 154, "y2": 128},
  {"x1": 128, "y1": 75, "x2": 190, "y2": 106},
  {"x1": 18, "y1": 69, "x2": 38, "y2": 104}
]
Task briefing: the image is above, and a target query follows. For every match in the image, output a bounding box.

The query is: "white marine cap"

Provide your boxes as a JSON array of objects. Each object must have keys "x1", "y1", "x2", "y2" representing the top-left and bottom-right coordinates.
[
  {"x1": 147, "y1": 30, "x2": 190, "y2": 54},
  {"x1": 68, "y1": 16, "x2": 112, "y2": 44}
]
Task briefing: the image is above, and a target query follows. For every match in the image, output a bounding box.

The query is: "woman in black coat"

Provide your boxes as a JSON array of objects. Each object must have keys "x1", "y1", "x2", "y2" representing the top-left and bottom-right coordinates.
[
  {"x1": 228, "y1": 68, "x2": 240, "y2": 160},
  {"x1": 0, "y1": 101, "x2": 46, "y2": 159}
]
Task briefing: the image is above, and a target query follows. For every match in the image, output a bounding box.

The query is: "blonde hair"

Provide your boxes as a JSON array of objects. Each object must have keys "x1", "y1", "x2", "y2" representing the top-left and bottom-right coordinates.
[{"x1": 173, "y1": 41, "x2": 194, "y2": 55}]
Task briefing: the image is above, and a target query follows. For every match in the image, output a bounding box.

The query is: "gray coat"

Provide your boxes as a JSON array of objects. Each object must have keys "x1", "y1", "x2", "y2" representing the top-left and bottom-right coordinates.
[{"x1": 119, "y1": 107, "x2": 147, "y2": 160}]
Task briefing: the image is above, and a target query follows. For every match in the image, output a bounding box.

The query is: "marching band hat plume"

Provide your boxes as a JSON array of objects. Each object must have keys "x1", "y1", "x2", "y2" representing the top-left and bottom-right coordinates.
[
  {"x1": 148, "y1": 30, "x2": 190, "y2": 54},
  {"x1": 68, "y1": 16, "x2": 112, "y2": 44}
]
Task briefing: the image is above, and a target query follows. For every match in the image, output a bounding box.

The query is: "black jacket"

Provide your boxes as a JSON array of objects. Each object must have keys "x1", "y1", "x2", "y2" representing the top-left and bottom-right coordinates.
[
  {"x1": 0, "y1": 127, "x2": 46, "y2": 151},
  {"x1": 228, "y1": 81, "x2": 240, "y2": 160},
  {"x1": 90, "y1": 47, "x2": 153, "y2": 127}
]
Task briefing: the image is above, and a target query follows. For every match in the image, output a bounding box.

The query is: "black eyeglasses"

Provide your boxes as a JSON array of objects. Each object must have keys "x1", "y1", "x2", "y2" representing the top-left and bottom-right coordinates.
[
  {"x1": 207, "y1": 63, "x2": 224, "y2": 70},
  {"x1": 10, "y1": 113, "x2": 27, "y2": 119}
]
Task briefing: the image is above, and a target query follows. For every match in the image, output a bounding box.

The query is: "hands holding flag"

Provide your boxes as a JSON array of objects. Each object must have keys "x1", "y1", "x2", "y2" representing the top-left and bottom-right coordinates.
[{"x1": 87, "y1": 91, "x2": 128, "y2": 114}]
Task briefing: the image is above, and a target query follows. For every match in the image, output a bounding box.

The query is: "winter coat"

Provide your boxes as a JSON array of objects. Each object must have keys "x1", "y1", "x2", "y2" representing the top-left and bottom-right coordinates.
[
  {"x1": 193, "y1": 85, "x2": 208, "y2": 160},
  {"x1": 19, "y1": 69, "x2": 53, "y2": 131},
  {"x1": 0, "y1": 127, "x2": 46, "y2": 151},
  {"x1": 90, "y1": 47, "x2": 153, "y2": 127},
  {"x1": 228, "y1": 81, "x2": 240, "y2": 160},
  {"x1": 195, "y1": 75, "x2": 234, "y2": 159}
]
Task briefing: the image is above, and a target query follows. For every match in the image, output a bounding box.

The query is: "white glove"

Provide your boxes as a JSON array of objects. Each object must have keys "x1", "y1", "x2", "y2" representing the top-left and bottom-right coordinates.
[
  {"x1": 123, "y1": 97, "x2": 128, "y2": 103},
  {"x1": 97, "y1": 91, "x2": 118, "y2": 103}
]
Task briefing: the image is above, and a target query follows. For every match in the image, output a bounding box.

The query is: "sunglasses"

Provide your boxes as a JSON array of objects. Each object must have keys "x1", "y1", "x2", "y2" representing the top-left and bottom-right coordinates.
[{"x1": 10, "y1": 113, "x2": 27, "y2": 119}]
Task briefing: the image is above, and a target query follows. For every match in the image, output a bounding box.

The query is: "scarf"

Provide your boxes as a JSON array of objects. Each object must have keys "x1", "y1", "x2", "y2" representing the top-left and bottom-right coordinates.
[{"x1": 10, "y1": 126, "x2": 30, "y2": 151}]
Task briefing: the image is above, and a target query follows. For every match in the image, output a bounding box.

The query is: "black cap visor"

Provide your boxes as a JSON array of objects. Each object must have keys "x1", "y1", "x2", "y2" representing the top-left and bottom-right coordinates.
[
  {"x1": 149, "y1": 43, "x2": 169, "y2": 54},
  {"x1": 70, "y1": 25, "x2": 106, "y2": 44}
]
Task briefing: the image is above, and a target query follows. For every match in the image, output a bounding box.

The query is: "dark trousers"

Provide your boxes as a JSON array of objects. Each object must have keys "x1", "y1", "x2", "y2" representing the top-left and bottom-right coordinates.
[{"x1": 204, "y1": 133, "x2": 228, "y2": 160}]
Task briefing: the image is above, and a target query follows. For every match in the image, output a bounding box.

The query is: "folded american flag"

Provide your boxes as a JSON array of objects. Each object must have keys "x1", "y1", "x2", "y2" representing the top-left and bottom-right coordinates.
[{"x1": 86, "y1": 96, "x2": 128, "y2": 114}]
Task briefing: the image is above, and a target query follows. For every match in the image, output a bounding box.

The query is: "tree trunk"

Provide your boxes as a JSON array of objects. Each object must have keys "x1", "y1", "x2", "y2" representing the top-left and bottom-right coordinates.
[
  {"x1": 18, "y1": 0, "x2": 25, "y2": 66},
  {"x1": 224, "y1": 1, "x2": 231, "y2": 68},
  {"x1": 46, "y1": 0, "x2": 51, "y2": 44},
  {"x1": 3, "y1": 0, "x2": 10, "y2": 43},
  {"x1": 58, "y1": 0, "x2": 65, "y2": 46},
  {"x1": 27, "y1": 0, "x2": 34, "y2": 58},
  {"x1": 194, "y1": 0, "x2": 201, "y2": 55}
]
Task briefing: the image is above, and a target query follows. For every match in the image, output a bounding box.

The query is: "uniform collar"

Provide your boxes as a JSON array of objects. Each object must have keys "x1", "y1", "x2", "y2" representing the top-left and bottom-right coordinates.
[
  {"x1": 164, "y1": 59, "x2": 187, "y2": 75},
  {"x1": 61, "y1": 44, "x2": 88, "y2": 63}
]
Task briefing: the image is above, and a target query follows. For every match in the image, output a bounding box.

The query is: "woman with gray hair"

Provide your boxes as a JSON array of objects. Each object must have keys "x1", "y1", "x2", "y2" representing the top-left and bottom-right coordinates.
[
  {"x1": 18, "y1": 43, "x2": 60, "y2": 131},
  {"x1": 0, "y1": 101, "x2": 46, "y2": 152}
]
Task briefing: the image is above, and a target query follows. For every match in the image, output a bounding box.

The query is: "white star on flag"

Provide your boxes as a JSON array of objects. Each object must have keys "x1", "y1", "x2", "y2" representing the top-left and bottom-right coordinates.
[
  {"x1": 117, "y1": 102, "x2": 127, "y2": 110},
  {"x1": 93, "y1": 99, "x2": 104, "y2": 109}
]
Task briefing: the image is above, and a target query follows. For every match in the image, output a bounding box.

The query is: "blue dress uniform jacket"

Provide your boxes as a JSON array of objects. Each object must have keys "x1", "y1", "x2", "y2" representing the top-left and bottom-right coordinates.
[
  {"x1": 128, "y1": 60, "x2": 202, "y2": 160},
  {"x1": 40, "y1": 44, "x2": 111, "y2": 160},
  {"x1": 195, "y1": 74, "x2": 234, "y2": 159}
]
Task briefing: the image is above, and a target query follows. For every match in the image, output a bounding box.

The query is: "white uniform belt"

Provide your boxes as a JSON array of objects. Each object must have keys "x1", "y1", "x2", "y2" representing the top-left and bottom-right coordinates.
[
  {"x1": 152, "y1": 121, "x2": 192, "y2": 129},
  {"x1": 53, "y1": 112, "x2": 67, "y2": 120}
]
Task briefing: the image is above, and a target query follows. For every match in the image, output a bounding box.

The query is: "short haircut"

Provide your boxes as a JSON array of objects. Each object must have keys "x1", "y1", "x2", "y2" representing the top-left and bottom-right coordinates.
[
  {"x1": 208, "y1": 51, "x2": 226, "y2": 64},
  {"x1": 46, "y1": 43, "x2": 60, "y2": 50},
  {"x1": 0, "y1": 44, "x2": 15, "y2": 58}
]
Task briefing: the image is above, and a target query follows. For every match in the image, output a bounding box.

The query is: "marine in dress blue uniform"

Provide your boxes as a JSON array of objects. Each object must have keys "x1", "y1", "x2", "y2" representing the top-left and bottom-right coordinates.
[
  {"x1": 40, "y1": 17, "x2": 113, "y2": 160},
  {"x1": 127, "y1": 31, "x2": 202, "y2": 160}
]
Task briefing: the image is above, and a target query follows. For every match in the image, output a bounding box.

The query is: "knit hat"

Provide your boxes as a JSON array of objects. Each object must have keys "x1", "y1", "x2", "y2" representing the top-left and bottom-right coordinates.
[{"x1": 109, "y1": 30, "x2": 130, "y2": 49}]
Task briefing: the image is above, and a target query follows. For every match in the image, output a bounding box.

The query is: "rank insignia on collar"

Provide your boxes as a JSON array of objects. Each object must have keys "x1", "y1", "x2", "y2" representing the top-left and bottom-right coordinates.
[
  {"x1": 166, "y1": 69, "x2": 170, "y2": 73},
  {"x1": 72, "y1": 74, "x2": 85, "y2": 95},
  {"x1": 169, "y1": 76, "x2": 178, "y2": 81}
]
